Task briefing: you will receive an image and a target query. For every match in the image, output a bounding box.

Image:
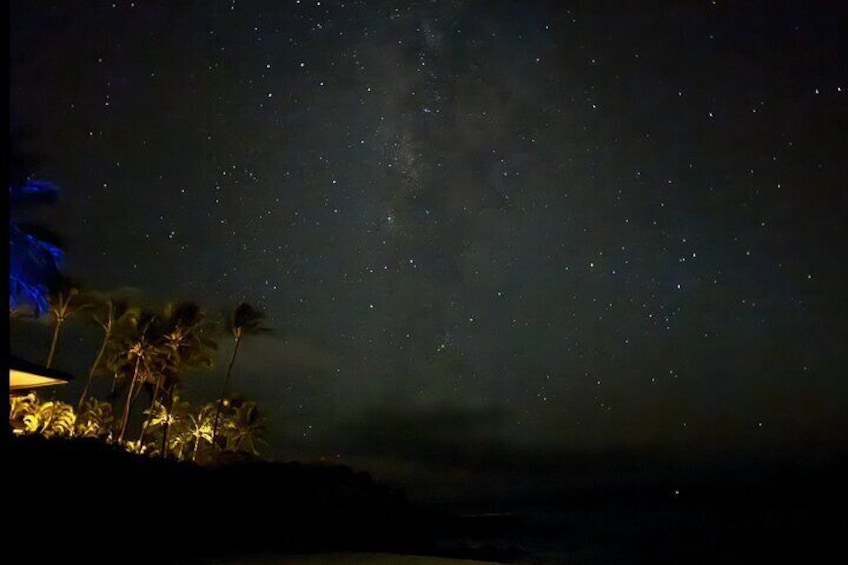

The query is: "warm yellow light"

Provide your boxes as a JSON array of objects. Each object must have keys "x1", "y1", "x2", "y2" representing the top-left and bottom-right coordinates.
[{"x1": 9, "y1": 369, "x2": 69, "y2": 391}]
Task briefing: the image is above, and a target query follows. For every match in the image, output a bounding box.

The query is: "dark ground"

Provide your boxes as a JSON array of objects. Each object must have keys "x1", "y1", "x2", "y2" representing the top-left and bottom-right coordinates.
[{"x1": 7, "y1": 435, "x2": 846, "y2": 564}]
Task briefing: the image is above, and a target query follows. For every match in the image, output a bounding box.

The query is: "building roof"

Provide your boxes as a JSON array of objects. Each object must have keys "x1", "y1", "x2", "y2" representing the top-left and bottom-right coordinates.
[{"x1": 9, "y1": 355, "x2": 74, "y2": 391}]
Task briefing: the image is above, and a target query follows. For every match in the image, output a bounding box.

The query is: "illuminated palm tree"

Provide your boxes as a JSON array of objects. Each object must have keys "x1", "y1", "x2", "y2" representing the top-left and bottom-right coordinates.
[
  {"x1": 18, "y1": 395, "x2": 77, "y2": 438},
  {"x1": 75, "y1": 398, "x2": 115, "y2": 439},
  {"x1": 135, "y1": 337, "x2": 177, "y2": 452},
  {"x1": 147, "y1": 302, "x2": 217, "y2": 456},
  {"x1": 45, "y1": 283, "x2": 87, "y2": 368},
  {"x1": 78, "y1": 296, "x2": 135, "y2": 411},
  {"x1": 224, "y1": 399, "x2": 266, "y2": 456},
  {"x1": 186, "y1": 404, "x2": 215, "y2": 462},
  {"x1": 211, "y1": 303, "x2": 271, "y2": 446},
  {"x1": 145, "y1": 392, "x2": 191, "y2": 459},
  {"x1": 114, "y1": 311, "x2": 158, "y2": 443}
]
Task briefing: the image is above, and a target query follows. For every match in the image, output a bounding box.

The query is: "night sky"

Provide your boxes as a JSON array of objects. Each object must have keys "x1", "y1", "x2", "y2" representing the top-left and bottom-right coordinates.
[{"x1": 10, "y1": 1, "x2": 847, "y2": 498}]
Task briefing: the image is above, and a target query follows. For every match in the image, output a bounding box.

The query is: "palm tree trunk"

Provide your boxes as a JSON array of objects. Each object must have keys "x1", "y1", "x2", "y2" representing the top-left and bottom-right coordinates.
[
  {"x1": 117, "y1": 356, "x2": 142, "y2": 443},
  {"x1": 160, "y1": 385, "x2": 174, "y2": 458},
  {"x1": 79, "y1": 326, "x2": 111, "y2": 411},
  {"x1": 192, "y1": 434, "x2": 201, "y2": 462},
  {"x1": 45, "y1": 319, "x2": 63, "y2": 368},
  {"x1": 211, "y1": 337, "x2": 241, "y2": 446},
  {"x1": 137, "y1": 373, "x2": 163, "y2": 450}
]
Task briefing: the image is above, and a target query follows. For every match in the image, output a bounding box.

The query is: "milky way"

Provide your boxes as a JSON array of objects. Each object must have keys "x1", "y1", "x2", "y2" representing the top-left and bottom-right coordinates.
[{"x1": 10, "y1": 1, "x2": 847, "y2": 496}]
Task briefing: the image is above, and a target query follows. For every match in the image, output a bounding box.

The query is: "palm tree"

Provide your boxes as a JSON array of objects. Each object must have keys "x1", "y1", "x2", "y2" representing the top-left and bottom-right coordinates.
[
  {"x1": 138, "y1": 302, "x2": 217, "y2": 456},
  {"x1": 114, "y1": 311, "x2": 158, "y2": 444},
  {"x1": 8, "y1": 129, "x2": 65, "y2": 317},
  {"x1": 161, "y1": 393, "x2": 192, "y2": 460},
  {"x1": 9, "y1": 393, "x2": 40, "y2": 434},
  {"x1": 45, "y1": 283, "x2": 87, "y2": 368},
  {"x1": 19, "y1": 395, "x2": 77, "y2": 438},
  {"x1": 186, "y1": 404, "x2": 215, "y2": 462},
  {"x1": 211, "y1": 303, "x2": 271, "y2": 446},
  {"x1": 139, "y1": 399, "x2": 170, "y2": 455},
  {"x1": 75, "y1": 397, "x2": 115, "y2": 439},
  {"x1": 224, "y1": 399, "x2": 267, "y2": 456},
  {"x1": 134, "y1": 340, "x2": 176, "y2": 452},
  {"x1": 78, "y1": 296, "x2": 134, "y2": 411},
  {"x1": 142, "y1": 392, "x2": 193, "y2": 459}
]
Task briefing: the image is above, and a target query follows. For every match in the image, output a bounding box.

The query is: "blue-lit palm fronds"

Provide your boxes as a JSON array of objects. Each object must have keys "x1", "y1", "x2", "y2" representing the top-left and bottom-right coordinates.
[
  {"x1": 9, "y1": 178, "x2": 64, "y2": 315},
  {"x1": 9, "y1": 178, "x2": 60, "y2": 204}
]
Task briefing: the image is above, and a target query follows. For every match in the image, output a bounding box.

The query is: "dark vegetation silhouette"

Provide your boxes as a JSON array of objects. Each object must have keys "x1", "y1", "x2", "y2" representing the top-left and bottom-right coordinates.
[
  {"x1": 8, "y1": 435, "x2": 434, "y2": 564},
  {"x1": 212, "y1": 302, "x2": 271, "y2": 447}
]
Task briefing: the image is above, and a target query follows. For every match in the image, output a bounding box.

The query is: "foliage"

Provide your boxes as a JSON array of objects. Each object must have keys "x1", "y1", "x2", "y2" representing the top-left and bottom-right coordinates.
[
  {"x1": 8, "y1": 132, "x2": 64, "y2": 316},
  {"x1": 167, "y1": 402, "x2": 217, "y2": 462},
  {"x1": 213, "y1": 302, "x2": 271, "y2": 445},
  {"x1": 222, "y1": 399, "x2": 267, "y2": 456},
  {"x1": 225, "y1": 302, "x2": 272, "y2": 341},
  {"x1": 10, "y1": 293, "x2": 268, "y2": 464},
  {"x1": 10, "y1": 393, "x2": 77, "y2": 438},
  {"x1": 78, "y1": 295, "x2": 137, "y2": 411},
  {"x1": 8, "y1": 136, "x2": 271, "y2": 463},
  {"x1": 75, "y1": 397, "x2": 115, "y2": 439},
  {"x1": 9, "y1": 222, "x2": 63, "y2": 316},
  {"x1": 9, "y1": 391, "x2": 267, "y2": 462},
  {"x1": 142, "y1": 394, "x2": 190, "y2": 457},
  {"x1": 45, "y1": 283, "x2": 89, "y2": 368},
  {"x1": 9, "y1": 393, "x2": 39, "y2": 432}
]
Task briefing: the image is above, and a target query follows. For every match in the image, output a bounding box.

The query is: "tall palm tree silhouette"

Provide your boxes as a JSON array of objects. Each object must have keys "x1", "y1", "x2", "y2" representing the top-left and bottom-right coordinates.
[{"x1": 211, "y1": 303, "x2": 271, "y2": 446}]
